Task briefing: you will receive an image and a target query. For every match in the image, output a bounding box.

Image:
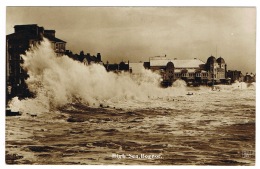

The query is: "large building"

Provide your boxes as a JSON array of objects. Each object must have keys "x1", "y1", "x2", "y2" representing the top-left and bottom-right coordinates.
[
  {"x1": 104, "y1": 55, "x2": 228, "y2": 86},
  {"x1": 205, "y1": 56, "x2": 227, "y2": 83},
  {"x1": 148, "y1": 55, "x2": 227, "y2": 86},
  {"x1": 6, "y1": 24, "x2": 66, "y2": 99},
  {"x1": 149, "y1": 56, "x2": 207, "y2": 86}
]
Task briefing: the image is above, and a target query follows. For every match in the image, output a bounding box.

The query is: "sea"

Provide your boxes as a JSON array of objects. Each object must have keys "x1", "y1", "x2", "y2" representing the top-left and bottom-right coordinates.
[{"x1": 5, "y1": 39, "x2": 255, "y2": 165}]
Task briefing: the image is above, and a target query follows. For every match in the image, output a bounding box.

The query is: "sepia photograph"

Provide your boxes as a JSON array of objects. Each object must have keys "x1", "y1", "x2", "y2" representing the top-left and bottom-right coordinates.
[{"x1": 4, "y1": 5, "x2": 256, "y2": 166}]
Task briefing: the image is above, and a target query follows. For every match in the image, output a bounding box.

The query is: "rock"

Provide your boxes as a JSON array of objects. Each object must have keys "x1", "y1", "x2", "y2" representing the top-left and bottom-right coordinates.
[
  {"x1": 103, "y1": 129, "x2": 119, "y2": 132},
  {"x1": 67, "y1": 117, "x2": 85, "y2": 123},
  {"x1": 28, "y1": 146, "x2": 53, "y2": 152},
  {"x1": 6, "y1": 153, "x2": 23, "y2": 161}
]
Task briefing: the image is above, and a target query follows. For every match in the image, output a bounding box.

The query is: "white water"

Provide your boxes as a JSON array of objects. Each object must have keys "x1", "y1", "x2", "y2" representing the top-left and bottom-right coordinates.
[
  {"x1": 8, "y1": 38, "x2": 255, "y2": 114},
  {"x1": 6, "y1": 39, "x2": 255, "y2": 165}
]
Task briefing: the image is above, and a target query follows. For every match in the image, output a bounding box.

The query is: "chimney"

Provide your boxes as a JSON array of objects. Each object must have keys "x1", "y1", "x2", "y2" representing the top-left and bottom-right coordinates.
[
  {"x1": 38, "y1": 27, "x2": 44, "y2": 39},
  {"x1": 44, "y1": 30, "x2": 56, "y2": 37},
  {"x1": 80, "y1": 51, "x2": 84, "y2": 56},
  {"x1": 97, "y1": 53, "x2": 101, "y2": 61}
]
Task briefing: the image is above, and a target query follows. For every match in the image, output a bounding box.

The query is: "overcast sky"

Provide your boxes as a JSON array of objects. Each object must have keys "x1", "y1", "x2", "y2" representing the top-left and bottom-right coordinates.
[{"x1": 6, "y1": 7, "x2": 256, "y2": 74}]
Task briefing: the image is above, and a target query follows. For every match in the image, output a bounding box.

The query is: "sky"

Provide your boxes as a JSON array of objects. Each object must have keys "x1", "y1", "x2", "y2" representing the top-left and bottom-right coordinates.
[{"x1": 6, "y1": 7, "x2": 256, "y2": 74}]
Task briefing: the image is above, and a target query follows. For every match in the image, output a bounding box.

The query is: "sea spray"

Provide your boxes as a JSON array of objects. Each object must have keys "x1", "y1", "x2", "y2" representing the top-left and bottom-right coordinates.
[
  {"x1": 8, "y1": 38, "x2": 187, "y2": 113},
  {"x1": 215, "y1": 81, "x2": 255, "y2": 91},
  {"x1": 9, "y1": 39, "x2": 255, "y2": 114}
]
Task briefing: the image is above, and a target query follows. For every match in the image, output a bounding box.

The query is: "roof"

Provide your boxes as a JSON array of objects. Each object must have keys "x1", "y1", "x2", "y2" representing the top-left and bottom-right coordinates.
[
  {"x1": 44, "y1": 30, "x2": 56, "y2": 33},
  {"x1": 149, "y1": 57, "x2": 205, "y2": 68},
  {"x1": 7, "y1": 31, "x2": 39, "y2": 40},
  {"x1": 206, "y1": 56, "x2": 217, "y2": 64},
  {"x1": 216, "y1": 57, "x2": 225, "y2": 64},
  {"x1": 14, "y1": 24, "x2": 37, "y2": 27},
  {"x1": 245, "y1": 73, "x2": 255, "y2": 77}
]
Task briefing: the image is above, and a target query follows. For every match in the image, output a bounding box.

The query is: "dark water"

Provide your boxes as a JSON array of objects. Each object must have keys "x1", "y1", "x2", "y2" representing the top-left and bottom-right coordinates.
[{"x1": 6, "y1": 88, "x2": 255, "y2": 165}]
